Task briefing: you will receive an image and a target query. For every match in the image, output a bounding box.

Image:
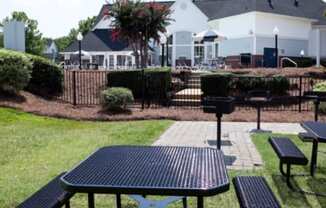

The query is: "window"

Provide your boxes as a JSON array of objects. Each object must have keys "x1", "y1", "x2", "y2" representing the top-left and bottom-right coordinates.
[
  {"x1": 194, "y1": 45, "x2": 204, "y2": 65},
  {"x1": 215, "y1": 43, "x2": 219, "y2": 58}
]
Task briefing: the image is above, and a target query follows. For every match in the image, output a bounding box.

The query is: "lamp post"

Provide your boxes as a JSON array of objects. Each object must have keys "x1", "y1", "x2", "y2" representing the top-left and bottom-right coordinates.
[
  {"x1": 77, "y1": 32, "x2": 83, "y2": 70},
  {"x1": 160, "y1": 35, "x2": 167, "y2": 67},
  {"x1": 273, "y1": 27, "x2": 279, "y2": 68}
]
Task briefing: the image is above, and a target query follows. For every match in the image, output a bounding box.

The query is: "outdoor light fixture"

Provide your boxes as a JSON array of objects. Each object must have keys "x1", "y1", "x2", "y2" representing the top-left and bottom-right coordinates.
[
  {"x1": 300, "y1": 50, "x2": 305, "y2": 57},
  {"x1": 273, "y1": 27, "x2": 279, "y2": 68},
  {"x1": 77, "y1": 32, "x2": 83, "y2": 70}
]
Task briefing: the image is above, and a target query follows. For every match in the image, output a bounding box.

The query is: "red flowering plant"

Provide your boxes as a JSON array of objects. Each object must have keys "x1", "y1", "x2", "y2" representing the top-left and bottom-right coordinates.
[{"x1": 109, "y1": 0, "x2": 171, "y2": 68}]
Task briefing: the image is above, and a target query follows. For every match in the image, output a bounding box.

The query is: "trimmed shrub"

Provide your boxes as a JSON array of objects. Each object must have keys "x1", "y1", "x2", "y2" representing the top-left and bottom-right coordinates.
[
  {"x1": 201, "y1": 72, "x2": 290, "y2": 97},
  {"x1": 107, "y1": 68, "x2": 171, "y2": 99},
  {"x1": 26, "y1": 54, "x2": 63, "y2": 96},
  {"x1": 236, "y1": 75, "x2": 267, "y2": 92},
  {"x1": 201, "y1": 73, "x2": 235, "y2": 97},
  {"x1": 266, "y1": 76, "x2": 291, "y2": 95},
  {"x1": 145, "y1": 68, "x2": 171, "y2": 99},
  {"x1": 0, "y1": 49, "x2": 32, "y2": 93},
  {"x1": 313, "y1": 81, "x2": 326, "y2": 114},
  {"x1": 102, "y1": 87, "x2": 134, "y2": 111}
]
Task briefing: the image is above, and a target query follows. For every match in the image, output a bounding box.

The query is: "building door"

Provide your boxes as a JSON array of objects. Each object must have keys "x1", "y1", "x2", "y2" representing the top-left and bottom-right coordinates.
[{"x1": 263, "y1": 48, "x2": 277, "y2": 68}]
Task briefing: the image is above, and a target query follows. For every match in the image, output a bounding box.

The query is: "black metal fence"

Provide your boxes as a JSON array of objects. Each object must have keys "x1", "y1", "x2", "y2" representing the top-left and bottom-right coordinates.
[{"x1": 58, "y1": 70, "x2": 326, "y2": 112}]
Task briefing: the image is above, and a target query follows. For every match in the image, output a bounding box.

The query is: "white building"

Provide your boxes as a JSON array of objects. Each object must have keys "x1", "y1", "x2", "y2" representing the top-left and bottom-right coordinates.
[
  {"x1": 43, "y1": 39, "x2": 58, "y2": 61},
  {"x1": 63, "y1": 0, "x2": 326, "y2": 69}
]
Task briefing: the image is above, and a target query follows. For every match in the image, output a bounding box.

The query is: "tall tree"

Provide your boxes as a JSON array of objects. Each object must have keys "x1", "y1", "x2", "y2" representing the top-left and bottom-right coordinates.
[
  {"x1": 109, "y1": 1, "x2": 171, "y2": 68},
  {"x1": 2, "y1": 11, "x2": 45, "y2": 55},
  {"x1": 55, "y1": 16, "x2": 96, "y2": 52}
]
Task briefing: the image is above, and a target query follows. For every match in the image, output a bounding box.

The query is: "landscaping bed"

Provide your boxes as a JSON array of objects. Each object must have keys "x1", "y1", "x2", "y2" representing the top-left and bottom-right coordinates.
[
  {"x1": 2, "y1": 107, "x2": 326, "y2": 207},
  {"x1": 0, "y1": 91, "x2": 324, "y2": 122}
]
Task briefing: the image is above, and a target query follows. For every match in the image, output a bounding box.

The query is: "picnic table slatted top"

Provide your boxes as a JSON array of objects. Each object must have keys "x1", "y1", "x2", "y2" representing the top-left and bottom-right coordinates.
[
  {"x1": 301, "y1": 122, "x2": 326, "y2": 141},
  {"x1": 61, "y1": 146, "x2": 229, "y2": 196}
]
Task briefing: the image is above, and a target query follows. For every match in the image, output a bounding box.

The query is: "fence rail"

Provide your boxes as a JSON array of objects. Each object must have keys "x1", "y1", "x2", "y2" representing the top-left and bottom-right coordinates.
[{"x1": 58, "y1": 70, "x2": 326, "y2": 112}]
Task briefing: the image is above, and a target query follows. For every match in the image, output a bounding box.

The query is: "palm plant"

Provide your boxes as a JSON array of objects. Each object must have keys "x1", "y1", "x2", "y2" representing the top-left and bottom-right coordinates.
[{"x1": 109, "y1": 0, "x2": 171, "y2": 68}]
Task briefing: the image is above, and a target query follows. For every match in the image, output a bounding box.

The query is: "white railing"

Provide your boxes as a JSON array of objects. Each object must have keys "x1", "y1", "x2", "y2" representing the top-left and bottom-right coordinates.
[{"x1": 281, "y1": 57, "x2": 298, "y2": 68}]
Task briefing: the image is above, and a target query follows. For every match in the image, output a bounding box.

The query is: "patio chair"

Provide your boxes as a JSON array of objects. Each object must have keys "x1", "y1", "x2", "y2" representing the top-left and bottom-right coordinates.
[
  {"x1": 233, "y1": 176, "x2": 281, "y2": 208},
  {"x1": 17, "y1": 172, "x2": 74, "y2": 208}
]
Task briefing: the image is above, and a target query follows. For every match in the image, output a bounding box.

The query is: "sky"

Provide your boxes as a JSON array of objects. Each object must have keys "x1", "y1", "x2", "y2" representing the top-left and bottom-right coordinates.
[
  {"x1": 0, "y1": 0, "x2": 107, "y2": 38},
  {"x1": 0, "y1": 0, "x2": 326, "y2": 38}
]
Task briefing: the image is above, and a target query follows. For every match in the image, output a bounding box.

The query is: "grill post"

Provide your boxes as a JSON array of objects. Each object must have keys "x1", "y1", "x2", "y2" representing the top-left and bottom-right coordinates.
[{"x1": 216, "y1": 113, "x2": 222, "y2": 150}]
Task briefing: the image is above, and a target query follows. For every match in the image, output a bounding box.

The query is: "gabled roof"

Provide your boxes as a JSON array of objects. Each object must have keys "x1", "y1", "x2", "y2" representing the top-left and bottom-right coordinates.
[
  {"x1": 195, "y1": 0, "x2": 326, "y2": 23},
  {"x1": 64, "y1": 29, "x2": 131, "y2": 52},
  {"x1": 94, "y1": 0, "x2": 326, "y2": 26}
]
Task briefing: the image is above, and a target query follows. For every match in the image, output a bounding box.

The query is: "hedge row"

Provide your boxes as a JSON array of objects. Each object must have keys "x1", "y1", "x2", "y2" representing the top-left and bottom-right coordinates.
[
  {"x1": 107, "y1": 68, "x2": 171, "y2": 99},
  {"x1": 0, "y1": 49, "x2": 63, "y2": 96},
  {"x1": 201, "y1": 72, "x2": 290, "y2": 97},
  {"x1": 0, "y1": 49, "x2": 32, "y2": 93},
  {"x1": 26, "y1": 54, "x2": 63, "y2": 96}
]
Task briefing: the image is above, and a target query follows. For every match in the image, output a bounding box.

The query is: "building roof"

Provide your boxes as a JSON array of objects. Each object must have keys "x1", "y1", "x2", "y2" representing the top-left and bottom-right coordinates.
[
  {"x1": 195, "y1": 0, "x2": 326, "y2": 23},
  {"x1": 94, "y1": 0, "x2": 326, "y2": 24},
  {"x1": 65, "y1": 29, "x2": 130, "y2": 52}
]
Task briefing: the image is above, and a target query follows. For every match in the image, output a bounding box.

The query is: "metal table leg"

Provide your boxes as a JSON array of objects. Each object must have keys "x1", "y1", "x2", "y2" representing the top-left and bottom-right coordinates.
[
  {"x1": 216, "y1": 114, "x2": 222, "y2": 150},
  {"x1": 183, "y1": 197, "x2": 187, "y2": 208},
  {"x1": 311, "y1": 139, "x2": 319, "y2": 177},
  {"x1": 88, "y1": 193, "x2": 94, "y2": 208},
  {"x1": 116, "y1": 194, "x2": 121, "y2": 208},
  {"x1": 197, "y1": 196, "x2": 204, "y2": 208},
  {"x1": 257, "y1": 105, "x2": 261, "y2": 130},
  {"x1": 314, "y1": 100, "x2": 320, "y2": 122}
]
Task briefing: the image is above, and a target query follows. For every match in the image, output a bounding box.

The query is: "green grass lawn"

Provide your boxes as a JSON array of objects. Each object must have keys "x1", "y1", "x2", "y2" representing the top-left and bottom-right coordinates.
[{"x1": 2, "y1": 107, "x2": 326, "y2": 207}]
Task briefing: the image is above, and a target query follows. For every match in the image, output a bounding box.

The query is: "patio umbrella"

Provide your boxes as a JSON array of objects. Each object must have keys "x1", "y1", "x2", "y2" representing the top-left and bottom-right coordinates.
[
  {"x1": 73, "y1": 50, "x2": 91, "y2": 57},
  {"x1": 193, "y1": 29, "x2": 226, "y2": 42}
]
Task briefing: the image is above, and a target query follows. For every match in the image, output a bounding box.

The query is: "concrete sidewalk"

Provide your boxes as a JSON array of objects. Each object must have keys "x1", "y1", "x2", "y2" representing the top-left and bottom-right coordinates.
[{"x1": 153, "y1": 122, "x2": 304, "y2": 170}]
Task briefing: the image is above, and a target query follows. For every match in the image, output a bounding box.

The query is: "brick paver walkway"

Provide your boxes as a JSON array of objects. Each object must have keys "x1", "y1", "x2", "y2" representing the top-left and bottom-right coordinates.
[{"x1": 153, "y1": 122, "x2": 304, "y2": 170}]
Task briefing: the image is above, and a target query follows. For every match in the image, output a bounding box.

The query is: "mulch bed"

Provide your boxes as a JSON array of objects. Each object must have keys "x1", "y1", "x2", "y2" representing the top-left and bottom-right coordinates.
[{"x1": 0, "y1": 91, "x2": 324, "y2": 123}]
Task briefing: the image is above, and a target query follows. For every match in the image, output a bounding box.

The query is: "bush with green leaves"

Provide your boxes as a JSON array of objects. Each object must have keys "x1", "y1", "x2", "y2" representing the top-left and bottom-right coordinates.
[
  {"x1": 201, "y1": 73, "x2": 235, "y2": 97},
  {"x1": 107, "y1": 68, "x2": 171, "y2": 99},
  {"x1": 201, "y1": 73, "x2": 290, "y2": 97},
  {"x1": 26, "y1": 54, "x2": 63, "y2": 96},
  {"x1": 102, "y1": 87, "x2": 134, "y2": 111},
  {"x1": 313, "y1": 81, "x2": 326, "y2": 114},
  {"x1": 0, "y1": 49, "x2": 32, "y2": 93}
]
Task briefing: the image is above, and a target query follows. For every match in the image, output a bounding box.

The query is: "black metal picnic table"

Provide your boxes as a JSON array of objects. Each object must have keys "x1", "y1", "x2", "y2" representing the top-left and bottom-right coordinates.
[
  {"x1": 301, "y1": 121, "x2": 326, "y2": 177},
  {"x1": 60, "y1": 146, "x2": 230, "y2": 208}
]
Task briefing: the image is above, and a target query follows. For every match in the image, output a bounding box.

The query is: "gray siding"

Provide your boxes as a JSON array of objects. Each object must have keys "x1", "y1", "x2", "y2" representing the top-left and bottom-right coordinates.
[
  {"x1": 219, "y1": 37, "x2": 253, "y2": 57},
  {"x1": 256, "y1": 37, "x2": 308, "y2": 57},
  {"x1": 321, "y1": 30, "x2": 326, "y2": 58}
]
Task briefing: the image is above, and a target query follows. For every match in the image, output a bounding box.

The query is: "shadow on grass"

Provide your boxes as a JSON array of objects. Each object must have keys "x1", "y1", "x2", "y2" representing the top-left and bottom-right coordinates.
[
  {"x1": 224, "y1": 155, "x2": 237, "y2": 166},
  {"x1": 307, "y1": 177, "x2": 326, "y2": 207},
  {"x1": 272, "y1": 174, "x2": 312, "y2": 208}
]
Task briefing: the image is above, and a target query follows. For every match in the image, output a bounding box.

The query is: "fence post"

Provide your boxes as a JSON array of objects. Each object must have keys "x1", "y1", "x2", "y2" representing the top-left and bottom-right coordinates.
[
  {"x1": 299, "y1": 76, "x2": 302, "y2": 112},
  {"x1": 141, "y1": 69, "x2": 145, "y2": 110},
  {"x1": 73, "y1": 70, "x2": 77, "y2": 106}
]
